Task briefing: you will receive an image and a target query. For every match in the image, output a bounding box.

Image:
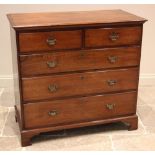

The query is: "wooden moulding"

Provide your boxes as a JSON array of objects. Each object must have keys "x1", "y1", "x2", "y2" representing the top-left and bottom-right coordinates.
[
  {"x1": 7, "y1": 9, "x2": 147, "y2": 30},
  {"x1": 9, "y1": 10, "x2": 146, "y2": 147},
  {"x1": 15, "y1": 105, "x2": 138, "y2": 146}
]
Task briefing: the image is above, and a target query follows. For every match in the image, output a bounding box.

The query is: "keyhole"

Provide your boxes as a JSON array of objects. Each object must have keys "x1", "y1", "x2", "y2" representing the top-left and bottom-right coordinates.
[{"x1": 80, "y1": 75, "x2": 84, "y2": 80}]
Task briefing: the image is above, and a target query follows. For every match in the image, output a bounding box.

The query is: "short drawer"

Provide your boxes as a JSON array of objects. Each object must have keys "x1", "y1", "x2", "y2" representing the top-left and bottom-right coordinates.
[
  {"x1": 22, "y1": 68, "x2": 139, "y2": 102},
  {"x1": 19, "y1": 30, "x2": 82, "y2": 52},
  {"x1": 20, "y1": 47, "x2": 140, "y2": 76},
  {"x1": 85, "y1": 27, "x2": 142, "y2": 48},
  {"x1": 24, "y1": 91, "x2": 137, "y2": 129}
]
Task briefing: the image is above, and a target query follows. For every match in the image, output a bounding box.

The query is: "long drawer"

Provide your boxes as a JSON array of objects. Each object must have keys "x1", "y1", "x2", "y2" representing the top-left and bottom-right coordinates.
[
  {"x1": 20, "y1": 47, "x2": 140, "y2": 76},
  {"x1": 24, "y1": 91, "x2": 137, "y2": 129},
  {"x1": 85, "y1": 26, "x2": 142, "y2": 48},
  {"x1": 22, "y1": 68, "x2": 139, "y2": 102},
  {"x1": 19, "y1": 30, "x2": 82, "y2": 52}
]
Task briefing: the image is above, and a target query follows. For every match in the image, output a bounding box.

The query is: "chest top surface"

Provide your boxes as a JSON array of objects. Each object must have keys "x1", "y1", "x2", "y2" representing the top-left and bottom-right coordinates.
[{"x1": 7, "y1": 9, "x2": 147, "y2": 30}]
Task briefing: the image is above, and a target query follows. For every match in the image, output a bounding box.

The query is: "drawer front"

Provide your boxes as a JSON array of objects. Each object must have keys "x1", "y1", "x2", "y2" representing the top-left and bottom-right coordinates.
[
  {"x1": 22, "y1": 68, "x2": 139, "y2": 102},
  {"x1": 85, "y1": 27, "x2": 142, "y2": 48},
  {"x1": 20, "y1": 47, "x2": 140, "y2": 76},
  {"x1": 19, "y1": 30, "x2": 82, "y2": 52},
  {"x1": 24, "y1": 91, "x2": 137, "y2": 129}
]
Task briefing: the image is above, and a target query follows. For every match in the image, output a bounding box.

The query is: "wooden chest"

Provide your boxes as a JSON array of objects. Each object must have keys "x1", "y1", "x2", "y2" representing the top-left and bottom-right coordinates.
[{"x1": 7, "y1": 10, "x2": 147, "y2": 146}]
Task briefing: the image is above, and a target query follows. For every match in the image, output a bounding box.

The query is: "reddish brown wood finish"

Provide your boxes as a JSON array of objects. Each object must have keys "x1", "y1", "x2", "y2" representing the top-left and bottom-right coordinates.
[
  {"x1": 20, "y1": 47, "x2": 140, "y2": 77},
  {"x1": 10, "y1": 28, "x2": 24, "y2": 130},
  {"x1": 7, "y1": 10, "x2": 147, "y2": 147},
  {"x1": 19, "y1": 30, "x2": 82, "y2": 52},
  {"x1": 85, "y1": 27, "x2": 142, "y2": 48},
  {"x1": 22, "y1": 68, "x2": 138, "y2": 102},
  {"x1": 7, "y1": 10, "x2": 146, "y2": 30},
  {"x1": 20, "y1": 114, "x2": 138, "y2": 147},
  {"x1": 24, "y1": 91, "x2": 137, "y2": 129}
]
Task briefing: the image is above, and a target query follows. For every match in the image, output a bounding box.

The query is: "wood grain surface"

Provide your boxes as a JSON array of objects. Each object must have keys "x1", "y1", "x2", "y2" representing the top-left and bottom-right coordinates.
[
  {"x1": 24, "y1": 91, "x2": 137, "y2": 129},
  {"x1": 85, "y1": 26, "x2": 142, "y2": 47},
  {"x1": 19, "y1": 30, "x2": 82, "y2": 52},
  {"x1": 22, "y1": 68, "x2": 139, "y2": 102},
  {"x1": 7, "y1": 10, "x2": 147, "y2": 29},
  {"x1": 20, "y1": 47, "x2": 140, "y2": 76}
]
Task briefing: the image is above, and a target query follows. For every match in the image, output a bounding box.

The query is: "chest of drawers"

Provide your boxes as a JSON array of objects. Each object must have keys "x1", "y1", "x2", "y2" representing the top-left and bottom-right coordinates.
[{"x1": 7, "y1": 10, "x2": 147, "y2": 146}]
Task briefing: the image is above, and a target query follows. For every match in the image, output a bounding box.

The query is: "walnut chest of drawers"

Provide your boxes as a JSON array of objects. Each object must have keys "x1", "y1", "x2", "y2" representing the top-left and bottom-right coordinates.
[{"x1": 7, "y1": 10, "x2": 147, "y2": 146}]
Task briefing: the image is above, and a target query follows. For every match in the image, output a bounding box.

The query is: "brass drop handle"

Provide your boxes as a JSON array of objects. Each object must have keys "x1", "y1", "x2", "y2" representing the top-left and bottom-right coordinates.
[
  {"x1": 47, "y1": 38, "x2": 56, "y2": 46},
  {"x1": 109, "y1": 32, "x2": 119, "y2": 41},
  {"x1": 106, "y1": 103, "x2": 115, "y2": 110},
  {"x1": 48, "y1": 110, "x2": 58, "y2": 116},
  {"x1": 48, "y1": 84, "x2": 58, "y2": 92},
  {"x1": 108, "y1": 56, "x2": 117, "y2": 63},
  {"x1": 46, "y1": 61, "x2": 57, "y2": 68},
  {"x1": 107, "y1": 80, "x2": 117, "y2": 86}
]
